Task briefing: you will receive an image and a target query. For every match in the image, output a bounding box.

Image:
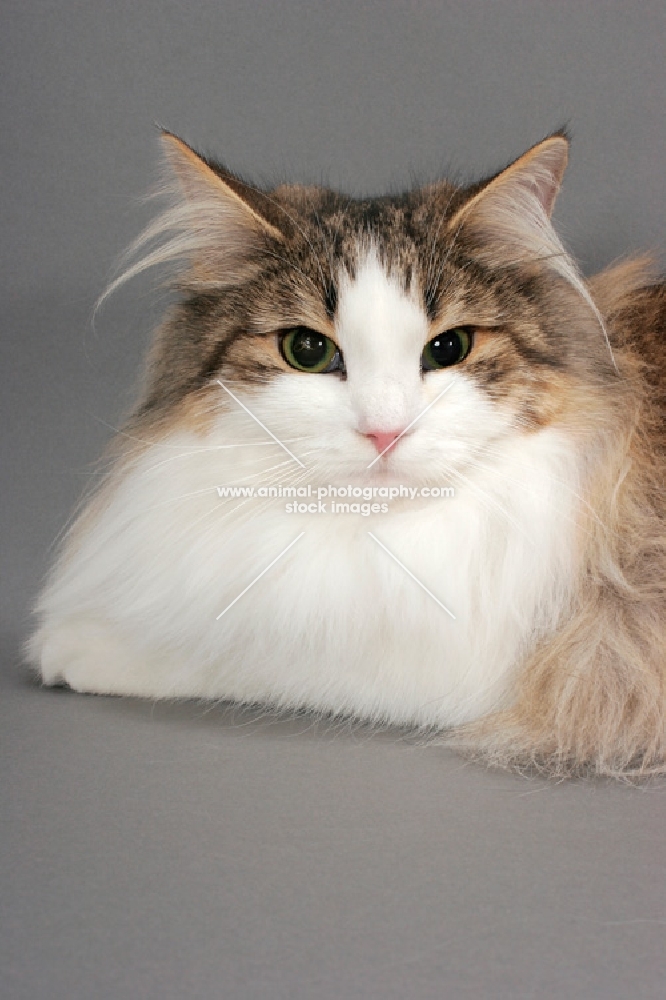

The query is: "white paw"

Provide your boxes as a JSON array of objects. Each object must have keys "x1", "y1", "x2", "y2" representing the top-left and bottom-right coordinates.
[{"x1": 30, "y1": 618, "x2": 141, "y2": 695}]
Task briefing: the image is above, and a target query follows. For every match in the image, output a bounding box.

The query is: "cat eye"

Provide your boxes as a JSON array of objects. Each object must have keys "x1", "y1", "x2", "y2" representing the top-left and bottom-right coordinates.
[
  {"x1": 421, "y1": 328, "x2": 473, "y2": 371},
  {"x1": 279, "y1": 327, "x2": 344, "y2": 374}
]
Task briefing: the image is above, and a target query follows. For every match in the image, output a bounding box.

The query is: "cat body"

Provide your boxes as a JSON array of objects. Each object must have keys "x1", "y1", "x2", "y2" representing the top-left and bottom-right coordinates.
[{"x1": 29, "y1": 132, "x2": 666, "y2": 776}]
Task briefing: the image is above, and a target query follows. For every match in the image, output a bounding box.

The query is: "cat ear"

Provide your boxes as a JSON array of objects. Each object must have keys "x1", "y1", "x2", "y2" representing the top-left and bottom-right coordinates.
[
  {"x1": 447, "y1": 134, "x2": 569, "y2": 253},
  {"x1": 160, "y1": 131, "x2": 284, "y2": 244},
  {"x1": 99, "y1": 133, "x2": 286, "y2": 304}
]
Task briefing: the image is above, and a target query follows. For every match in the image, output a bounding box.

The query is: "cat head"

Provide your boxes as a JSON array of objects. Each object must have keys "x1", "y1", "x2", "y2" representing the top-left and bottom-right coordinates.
[{"x1": 114, "y1": 130, "x2": 619, "y2": 483}]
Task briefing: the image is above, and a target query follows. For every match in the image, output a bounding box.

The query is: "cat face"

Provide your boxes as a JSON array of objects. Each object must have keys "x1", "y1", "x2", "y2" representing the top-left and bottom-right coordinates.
[
  {"x1": 225, "y1": 243, "x2": 513, "y2": 486},
  {"x1": 119, "y1": 131, "x2": 617, "y2": 486}
]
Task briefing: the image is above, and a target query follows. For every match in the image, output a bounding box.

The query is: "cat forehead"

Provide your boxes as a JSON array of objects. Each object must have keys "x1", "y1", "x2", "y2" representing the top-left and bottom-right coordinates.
[
  {"x1": 334, "y1": 246, "x2": 429, "y2": 351},
  {"x1": 271, "y1": 183, "x2": 451, "y2": 266}
]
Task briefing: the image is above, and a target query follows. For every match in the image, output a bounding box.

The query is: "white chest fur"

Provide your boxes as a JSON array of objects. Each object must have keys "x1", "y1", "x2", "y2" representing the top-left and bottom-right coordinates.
[{"x1": 32, "y1": 417, "x2": 580, "y2": 727}]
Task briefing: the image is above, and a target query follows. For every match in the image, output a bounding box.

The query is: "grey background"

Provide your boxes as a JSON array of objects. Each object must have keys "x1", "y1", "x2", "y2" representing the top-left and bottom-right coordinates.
[{"x1": 2, "y1": 2, "x2": 666, "y2": 998}]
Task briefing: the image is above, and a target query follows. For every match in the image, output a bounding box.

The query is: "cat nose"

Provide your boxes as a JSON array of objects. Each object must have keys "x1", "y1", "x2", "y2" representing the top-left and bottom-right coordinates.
[{"x1": 364, "y1": 429, "x2": 406, "y2": 455}]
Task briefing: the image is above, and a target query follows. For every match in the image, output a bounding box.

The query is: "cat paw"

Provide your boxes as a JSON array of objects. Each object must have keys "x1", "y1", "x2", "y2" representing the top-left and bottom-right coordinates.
[{"x1": 29, "y1": 618, "x2": 138, "y2": 695}]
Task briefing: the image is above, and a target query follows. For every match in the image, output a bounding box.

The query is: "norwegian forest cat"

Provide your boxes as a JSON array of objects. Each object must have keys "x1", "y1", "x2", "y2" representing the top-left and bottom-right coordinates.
[{"x1": 28, "y1": 130, "x2": 666, "y2": 778}]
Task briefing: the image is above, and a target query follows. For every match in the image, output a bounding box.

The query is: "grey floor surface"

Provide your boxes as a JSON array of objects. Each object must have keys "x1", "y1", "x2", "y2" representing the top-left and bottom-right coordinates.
[{"x1": 3, "y1": 631, "x2": 666, "y2": 1000}]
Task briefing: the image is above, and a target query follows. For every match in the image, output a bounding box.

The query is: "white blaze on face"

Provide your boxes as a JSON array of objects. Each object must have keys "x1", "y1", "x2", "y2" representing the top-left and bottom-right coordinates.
[{"x1": 335, "y1": 246, "x2": 429, "y2": 435}]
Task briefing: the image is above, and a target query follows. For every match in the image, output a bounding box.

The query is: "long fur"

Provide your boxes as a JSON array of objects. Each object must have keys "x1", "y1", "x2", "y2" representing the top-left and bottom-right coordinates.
[{"x1": 28, "y1": 133, "x2": 666, "y2": 779}]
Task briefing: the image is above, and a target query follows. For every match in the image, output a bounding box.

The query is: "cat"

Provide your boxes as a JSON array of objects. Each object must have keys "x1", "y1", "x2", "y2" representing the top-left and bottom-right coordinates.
[{"x1": 27, "y1": 129, "x2": 666, "y2": 778}]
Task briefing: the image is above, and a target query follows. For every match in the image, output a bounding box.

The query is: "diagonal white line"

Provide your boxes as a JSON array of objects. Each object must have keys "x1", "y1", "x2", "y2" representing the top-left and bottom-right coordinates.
[
  {"x1": 216, "y1": 532, "x2": 305, "y2": 620},
  {"x1": 216, "y1": 379, "x2": 306, "y2": 468},
  {"x1": 367, "y1": 531, "x2": 456, "y2": 620},
  {"x1": 366, "y1": 379, "x2": 455, "y2": 469}
]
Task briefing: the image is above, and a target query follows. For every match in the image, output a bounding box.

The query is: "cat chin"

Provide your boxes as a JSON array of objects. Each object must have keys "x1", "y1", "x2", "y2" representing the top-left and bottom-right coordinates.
[{"x1": 28, "y1": 419, "x2": 580, "y2": 729}]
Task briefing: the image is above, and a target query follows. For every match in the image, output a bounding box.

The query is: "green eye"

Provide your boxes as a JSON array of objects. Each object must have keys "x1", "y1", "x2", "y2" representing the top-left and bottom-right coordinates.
[
  {"x1": 280, "y1": 327, "x2": 341, "y2": 373},
  {"x1": 421, "y1": 328, "x2": 473, "y2": 371}
]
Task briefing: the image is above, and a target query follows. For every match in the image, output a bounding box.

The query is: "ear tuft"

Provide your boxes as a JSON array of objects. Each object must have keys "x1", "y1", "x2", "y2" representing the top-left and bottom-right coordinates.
[
  {"x1": 444, "y1": 133, "x2": 617, "y2": 371},
  {"x1": 159, "y1": 132, "x2": 283, "y2": 241},
  {"x1": 449, "y1": 134, "x2": 569, "y2": 236},
  {"x1": 96, "y1": 133, "x2": 285, "y2": 306},
  {"x1": 160, "y1": 131, "x2": 220, "y2": 201}
]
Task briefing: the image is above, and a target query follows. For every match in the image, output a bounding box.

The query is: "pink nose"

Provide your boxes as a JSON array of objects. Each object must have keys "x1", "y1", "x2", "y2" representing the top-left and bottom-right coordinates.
[{"x1": 364, "y1": 429, "x2": 405, "y2": 455}]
